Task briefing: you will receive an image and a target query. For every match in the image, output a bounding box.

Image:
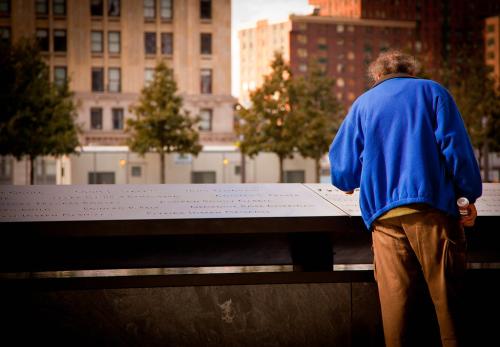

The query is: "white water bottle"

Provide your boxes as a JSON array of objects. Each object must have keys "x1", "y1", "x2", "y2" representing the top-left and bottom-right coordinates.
[{"x1": 457, "y1": 197, "x2": 470, "y2": 216}]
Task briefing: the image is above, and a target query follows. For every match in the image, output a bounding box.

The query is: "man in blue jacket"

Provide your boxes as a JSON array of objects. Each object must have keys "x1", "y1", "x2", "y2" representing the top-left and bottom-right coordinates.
[{"x1": 329, "y1": 50, "x2": 482, "y2": 347}]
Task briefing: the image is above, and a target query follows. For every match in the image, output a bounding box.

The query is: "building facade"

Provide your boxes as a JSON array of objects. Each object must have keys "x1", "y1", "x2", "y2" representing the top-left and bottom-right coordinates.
[
  {"x1": 238, "y1": 14, "x2": 415, "y2": 109},
  {"x1": 1, "y1": 0, "x2": 266, "y2": 184},
  {"x1": 486, "y1": 16, "x2": 500, "y2": 84},
  {"x1": 238, "y1": 20, "x2": 291, "y2": 106},
  {"x1": 288, "y1": 15, "x2": 415, "y2": 105},
  {"x1": 309, "y1": 0, "x2": 500, "y2": 79}
]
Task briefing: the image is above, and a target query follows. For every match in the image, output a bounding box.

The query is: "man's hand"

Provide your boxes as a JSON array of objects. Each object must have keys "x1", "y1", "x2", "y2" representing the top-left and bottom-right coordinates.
[
  {"x1": 460, "y1": 203, "x2": 477, "y2": 227},
  {"x1": 344, "y1": 190, "x2": 354, "y2": 195}
]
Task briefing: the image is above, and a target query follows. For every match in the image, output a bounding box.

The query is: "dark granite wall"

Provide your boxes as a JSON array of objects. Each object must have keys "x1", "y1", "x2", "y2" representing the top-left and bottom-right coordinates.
[
  {"x1": 3, "y1": 273, "x2": 499, "y2": 346},
  {"x1": 3, "y1": 283, "x2": 383, "y2": 347}
]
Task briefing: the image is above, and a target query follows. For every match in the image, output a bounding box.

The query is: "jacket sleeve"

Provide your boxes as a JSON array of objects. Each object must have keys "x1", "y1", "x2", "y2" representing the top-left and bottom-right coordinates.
[
  {"x1": 434, "y1": 88, "x2": 482, "y2": 203},
  {"x1": 328, "y1": 105, "x2": 364, "y2": 192}
]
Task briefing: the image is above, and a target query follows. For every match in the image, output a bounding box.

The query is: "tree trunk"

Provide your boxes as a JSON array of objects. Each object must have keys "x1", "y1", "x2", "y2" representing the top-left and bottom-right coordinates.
[
  {"x1": 240, "y1": 152, "x2": 246, "y2": 183},
  {"x1": 315, "y1": 158, "x2": 321, "y2": 183},
  {"x1": 30, "y1": 155, "x2": 35, "y2": 185},
  {"x1": 482, "y1": 141, "x2": 490, "y2": 182},
  {"x1": 279, "y1": 155, "x2": 284, "y2": 183},
  {"x1": 160, "y1": 152, "x2": 166, "y2": 184}
]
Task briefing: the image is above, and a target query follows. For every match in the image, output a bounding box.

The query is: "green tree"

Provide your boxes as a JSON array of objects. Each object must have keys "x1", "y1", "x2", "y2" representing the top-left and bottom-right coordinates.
[
  {"x1": 237, "y1": 53, "x2": 298, "y2": 183},
  {"x1": 292, "y1": 63, "x2": 343, "y2": 182},
  {"x1": 127, "y1": 61, "x2": 202, "y2": 184},
  {"x1": 0, "y1": 38, "x2": 80, "y2": 184},
  {"x1": 444, "y1": 52, "x2": 500, "y2": 182}
]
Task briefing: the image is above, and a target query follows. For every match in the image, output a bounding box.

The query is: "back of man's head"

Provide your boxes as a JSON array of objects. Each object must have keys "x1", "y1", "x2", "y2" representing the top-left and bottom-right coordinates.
[{"x1": 368, "y1": 50, "x2": 420, "y2": 83}]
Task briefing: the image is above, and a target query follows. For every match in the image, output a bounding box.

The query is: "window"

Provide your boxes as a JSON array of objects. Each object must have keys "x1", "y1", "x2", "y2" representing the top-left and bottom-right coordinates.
[
  {"x1": 34, "y1": 158, "x2": 56, "y2": 185},
  {"x1": 91, "y1": 0, "x2": 103, "y2": 16},
  {"x1": 200, "y1": 69, "x2": 212, "y2": 94},
  {"x1": 35, "y1": 0, "x2": 48, "y2": 15},
  {"x1": 191, "y1": 171, "x2": 216, "y2": 183},
  {"x1": 347, "y1": 51, "x2": 355, "y2": 60},
  {"x1": 108, "y1": 0, "x2": 120, "y2": 16},
  {"x1": 91, "y1": 67, "x2": 104, "y2": 92},
  {"x1": 318, "y1": 43, "x2": 327, "y2": 50},
  {"x1": 200, "y1": 0, "x2": 211, "y2": 19},
  {"x1": 91, "y1": 31, "x2": 103, "y2": 53},
  {"x1": 144, "y1": 0, "x2": 155, "y2": 19},
  {"x1": 487, "y1": 25, "x2": 495, "y2": 33},
  {"x1": 89, "y1": 172, "x2": 115, "y2": 184},
  {"x1": 108, "y1": 68, "x2": 121, "y2": 92},
  {"x1": 199, "y1": 109, "x2": 212, "y2": 131},
  {"x1": 201, "y1": 33, "x2": 212, "y2": 54},
  {"x1": 337, "y1": 24, "x2": 344, "y2": 33},
  {"x1": 112, "y1": 108, "x2": 124, "y2": 129},
  {"x1": 53, "y1": 0, "x2": 66, "y2": 15},
  {"x1": 284, "y1": 170, "x2": 305, "y2": 183},
  {"x1": 36, "y1": 29, "x2": 49, "y2": 51},
  {"x1": 108, "y1": 31, "x2": 120, "y2": 53},
  {"x1": 131, "y1": 166, "x2": 142, "y2": 177},
  {"x1": 161, "y1": 32, "x2": 173, "y2": 55},
  {"x1": 0, "y1": 0, "x2": 9, "y2": 17},
  {"x1": 161, "y1": 0, "x2": 172, "y2": 20},
  {"x1": 0, "y1": 27, "x2": 9, "y2": 44},
  {"x1": 487, "y1": 37, "x2": 495, "y2": 47},
  {"x1": 145, "y1": 32, "x2": 156, "y2": 54},
  {"x1": 297, "y1": 48, "x2": 307, "y2": 58},
  {"x1": 144, "y1": 68, "x2": 154, "y2": 84},
  {"x1": 297, "y1": 34, "x2": 307, "y2": 44},
  {"x1": 53, "y1": 30, "x2": 67, "y2": 52},
  {"x1": 54, "y1": 66, "x2": 67, "y2": 87},
  {"x1": 336, "y1": 78, "x2": 345, "y2": 87},
  {"x1": 90, "y1": 108, "x2": 103, "y2": 129},
  {"x1": 0, "y1": 156, "x2": 12, "y2": 184},
  {"x1": 487, "y1": 51, "x2": 495, "y2": 60}
]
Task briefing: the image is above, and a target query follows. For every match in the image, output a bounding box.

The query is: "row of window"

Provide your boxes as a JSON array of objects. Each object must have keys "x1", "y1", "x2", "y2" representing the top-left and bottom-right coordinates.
[
  {"x1": 0, "y1": 0, "x2": 211, "y2": 20},
  {"x1": 89, "y1": 107, "x2": 212, "y2": 131},
  {"x1": 30, "y1": 28, "x2": 212, "y2": 57},
  {"x1": 144, "y1": 32, "x2": 212, "y2": 55},
  {"x1": 90, "y1": 107, "x2": 124, "y2": 130}
]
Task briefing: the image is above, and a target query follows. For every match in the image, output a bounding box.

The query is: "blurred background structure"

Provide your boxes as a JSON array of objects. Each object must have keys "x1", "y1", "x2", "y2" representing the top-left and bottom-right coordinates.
[{"x1": 1, "y1": 0, "x2": 500, "y2": 185}]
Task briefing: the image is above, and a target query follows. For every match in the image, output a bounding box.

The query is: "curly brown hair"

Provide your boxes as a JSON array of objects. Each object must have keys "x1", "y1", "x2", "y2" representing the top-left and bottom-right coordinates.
[{"x1": 368, "y1": 50, "x2": 420, "y2": 83}]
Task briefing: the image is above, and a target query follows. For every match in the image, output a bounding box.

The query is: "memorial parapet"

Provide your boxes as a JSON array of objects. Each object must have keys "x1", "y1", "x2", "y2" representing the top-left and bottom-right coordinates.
[{"x1": 0, "y1": 184, "x2": 499, "y2": 280}]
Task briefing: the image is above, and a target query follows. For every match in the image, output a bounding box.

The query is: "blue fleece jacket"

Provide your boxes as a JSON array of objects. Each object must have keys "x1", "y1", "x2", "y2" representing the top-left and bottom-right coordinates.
[{"x1": 329, "y1": 76, "x2": 482, "y2": 229}]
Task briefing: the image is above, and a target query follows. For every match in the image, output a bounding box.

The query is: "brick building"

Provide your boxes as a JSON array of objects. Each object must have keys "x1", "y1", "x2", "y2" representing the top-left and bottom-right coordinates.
[
  {"x1": 309, "y1": 0, "x2": 500, "y2": 79},
  {"x1": 288, "y1": 15, "x2": 415, "y2": 105}
]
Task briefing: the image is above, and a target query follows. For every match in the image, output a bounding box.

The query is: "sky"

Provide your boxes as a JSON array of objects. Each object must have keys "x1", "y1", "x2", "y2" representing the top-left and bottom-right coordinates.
[{"x1": 231, "y1": 0, "x2": 314, "y2": 97}]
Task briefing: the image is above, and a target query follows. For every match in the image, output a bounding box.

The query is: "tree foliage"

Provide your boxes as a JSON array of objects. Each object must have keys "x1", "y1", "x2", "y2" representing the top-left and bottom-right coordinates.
[
  {"x1": 0, "y1": 38, "x2": 80, "y2": 184},
  {"x1": 127, "y1": 61, "x2": 202, "y2": 183},
  {"x1": 237, "y1": 53, "x2": 343, "y2": 183},
  {"x1": 293, "y1": 63, "x2": 344, "y2": 182},
  {"x1": 237, "y1": 53, "x2": 298, "y2": 183},
  {"x1": 443, "y1": 51, "x2": 500, "y2": 181}
]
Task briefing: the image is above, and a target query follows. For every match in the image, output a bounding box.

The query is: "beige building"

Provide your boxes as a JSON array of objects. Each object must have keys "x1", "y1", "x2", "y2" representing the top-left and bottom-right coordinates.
[
  {"x1": 486, "y1": 16, "x2": 500, "y2": 84},
  {"x1": 1, "y1": 0, "x2": 235, "y2": 146},
  {"x1": 0, "y1": 0, "x2": 256, "y2": 184},
  {"x1": 238, "y1": 19, "x2": 291, "y2": 106}
]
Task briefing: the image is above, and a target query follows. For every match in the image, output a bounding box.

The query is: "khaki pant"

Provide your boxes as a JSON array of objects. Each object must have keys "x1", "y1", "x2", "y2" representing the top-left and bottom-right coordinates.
[{"x1": 372, "y1": 209, "x2": 467, "y2": 347}]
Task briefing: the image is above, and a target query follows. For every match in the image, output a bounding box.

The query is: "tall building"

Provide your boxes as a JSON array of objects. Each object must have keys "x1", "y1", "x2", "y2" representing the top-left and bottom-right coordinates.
[
  {"x1": 238, "y1": 20, "x2": 291, "y2": 106},
  {"x1": 289, "y1": 15, "x2": 415, "y2": 105},
  {"x1": 1, "y1": 0, "x2": 236, "y2": 147},
  {"x1": 309, "y1": 0, "x2": 500, "y2": 79},
  {"x1": 486, "y1": 16, "x2": 500, "y2": 84},
  {"x1": 238, "y1": 14, "x2": 415, "y2": 108}
]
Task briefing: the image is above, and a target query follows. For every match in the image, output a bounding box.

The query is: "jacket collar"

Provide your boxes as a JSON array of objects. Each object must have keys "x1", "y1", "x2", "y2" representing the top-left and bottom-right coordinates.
[{"x1": 371, "y1": 73, "x2": 417, "y2": 89}]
